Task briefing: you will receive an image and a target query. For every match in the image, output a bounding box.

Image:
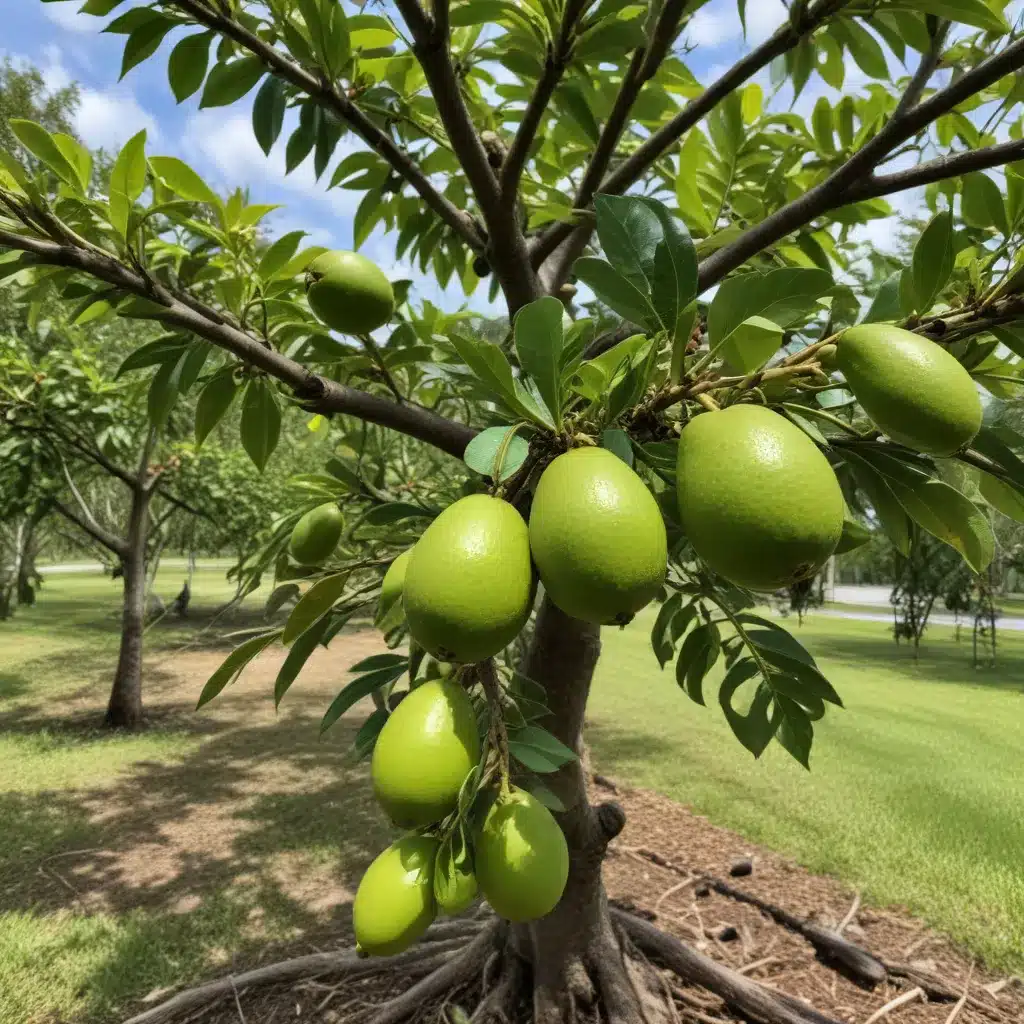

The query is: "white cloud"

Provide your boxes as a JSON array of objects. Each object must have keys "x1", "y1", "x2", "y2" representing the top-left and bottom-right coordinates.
[
  {"x1": 687, "y1": 6, "x2": 740, "y2": 49},
  {"x1": 746, "y1": 0, "x2": 787, "y2": 43},
  {"x1": 76, "y1": 90, "x2": 158, "y2": 149},
  {"x1": 42, "y1": 3, "x2": 99, "y2": 33}
]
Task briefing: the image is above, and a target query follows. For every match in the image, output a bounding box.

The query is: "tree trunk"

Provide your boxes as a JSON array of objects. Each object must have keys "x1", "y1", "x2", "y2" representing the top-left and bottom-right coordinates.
[
  {"x1": 105, "y1": 485, "x2": 152, "y2": 730},
  {"x1": 16, "y1": 506, "x2": 45, "y2": 606},
  {"x1": 515, "y1": 596, "x2": 642, "y2": 1023}
]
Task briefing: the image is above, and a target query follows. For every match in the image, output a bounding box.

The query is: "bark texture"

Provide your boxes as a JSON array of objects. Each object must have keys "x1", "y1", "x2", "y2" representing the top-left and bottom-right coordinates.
[{"x1": 105, "y1": 484, "x2": 151, "y2": 729}]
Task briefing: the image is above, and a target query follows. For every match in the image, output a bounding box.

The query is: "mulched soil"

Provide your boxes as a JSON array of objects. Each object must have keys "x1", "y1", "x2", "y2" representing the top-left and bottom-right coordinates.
[{"x1": 175, "y1": 777, "x2": 1024, "y2": 1024}]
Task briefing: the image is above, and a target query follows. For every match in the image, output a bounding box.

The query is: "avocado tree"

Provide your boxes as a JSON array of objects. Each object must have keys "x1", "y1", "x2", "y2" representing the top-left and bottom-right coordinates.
[
  {"x1": 6, "y1": 1, "x2": 1024, "y2": 1021},
  {"x1": 0, "y1": 328, "x2": 216, "y2": 725}
]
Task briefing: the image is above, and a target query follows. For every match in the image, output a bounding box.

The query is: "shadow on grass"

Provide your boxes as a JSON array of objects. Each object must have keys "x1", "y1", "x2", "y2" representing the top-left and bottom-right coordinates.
[
  {"x1": 0, "y1": 701, "x2": 394, "y2": 1022},
  {"x1": 803, "y1": 629, "x2": 1024, "y2": 693}
]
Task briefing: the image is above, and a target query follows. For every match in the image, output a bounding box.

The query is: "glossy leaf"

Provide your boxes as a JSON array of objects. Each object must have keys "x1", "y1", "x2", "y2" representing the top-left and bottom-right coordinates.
[
  {"x1": 464, "y1": 426, "x2": 530, "y2": 482},
  {"x1": 284, "y1": 572, "x2": 350, "y2": 645},
  {"x1": 240, "y1": 378, "x2": 281, "y2": 471},
  {"x1": 198, "y1": 631, "x2": 281, "y2": 708},
  {"x1": 515, "y1": 296, "x2": 565, "y2": 428}
]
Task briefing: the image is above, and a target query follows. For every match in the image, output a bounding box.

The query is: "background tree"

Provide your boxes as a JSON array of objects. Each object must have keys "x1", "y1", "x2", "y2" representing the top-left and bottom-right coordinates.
[{"x1": 6, "y1": 1, "x2": 1024, "y2": 1022}]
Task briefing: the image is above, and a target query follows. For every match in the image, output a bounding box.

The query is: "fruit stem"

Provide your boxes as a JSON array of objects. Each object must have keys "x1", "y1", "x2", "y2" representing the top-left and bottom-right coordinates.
[
  {"x1": 779, "y1": 402, "x2": 864, "y2": 436},
  {"x1": 358, "y1": 333, "x2": 405, "y2": 404},
  {"x1": 491, "y1": 422, "x2": 530, "y2": 496},
  {"x1": 478, "y1": 660, "x2": 511, "y2": 797},
  {"x1": 696, "y1": 393, "x2": 720, "y2": 412}
]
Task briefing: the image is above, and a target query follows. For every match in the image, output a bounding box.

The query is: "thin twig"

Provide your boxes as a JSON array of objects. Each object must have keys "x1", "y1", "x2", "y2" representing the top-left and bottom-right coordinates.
[
  {"x1": 836, "y1": 893, "x2": 860, "y2": 936},
  {"x1": 943, "y1": 965, "x2": 974, "y2": 1024},
  {"x1": 228, "y1": 978, "x2": 248, "y2": 1024},
  {"x1": 862, "y1": 987, "x2": 924, "y2": 1024}
]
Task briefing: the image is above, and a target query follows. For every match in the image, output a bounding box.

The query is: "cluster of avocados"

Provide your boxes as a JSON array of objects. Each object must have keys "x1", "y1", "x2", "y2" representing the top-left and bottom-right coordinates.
[
  {"x1": 348, "y1": 446, "x2": 670, "y2": 955},
  {"x1": 677, "y1": 324, "x2": 983, "y2": 591},
  {"x1": 294, "y1": 254, "x2": 982, "y2": 954}
]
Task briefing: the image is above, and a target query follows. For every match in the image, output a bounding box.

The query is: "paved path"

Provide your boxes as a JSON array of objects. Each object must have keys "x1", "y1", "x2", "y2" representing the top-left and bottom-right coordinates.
[{"x1": 814, "y1": 608, "x2": 1024, "y2": 632}]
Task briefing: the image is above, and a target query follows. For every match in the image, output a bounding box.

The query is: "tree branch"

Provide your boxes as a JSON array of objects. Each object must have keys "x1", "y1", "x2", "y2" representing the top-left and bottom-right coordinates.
[
  {"x1": 0, "y1": 229, "x2": 477, "y2": 459},
  {"x1": 697, "y1": 29, "x2": 1024, "y2": 291},
  {"x1": 167, "y1": 0, "x2": 484, "y2": 254},
  {"x1": 52, "y1": 498, "x2": 128, "y2": 559},
  {"x1": 499, "y1": 0, "x2": 592, "y2": 200},
  {"x1": 844, "y1": 138, "x2": 1024, "y2": 204},
  {"x1": 530, "y1": 0, "x2": 853, "y2": 271},
  {"x1": 393, "y1": 0, "x2": 542, "y2": 309}
]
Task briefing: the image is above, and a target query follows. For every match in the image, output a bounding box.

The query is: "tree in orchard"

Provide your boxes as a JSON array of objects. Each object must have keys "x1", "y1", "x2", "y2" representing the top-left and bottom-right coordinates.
[
  {"x1": 7, "y1": 1, "x2": 1024, "y2": 1021},
  {"x1": 0, "y1": 325, "x2": 217, "y2": 725}
]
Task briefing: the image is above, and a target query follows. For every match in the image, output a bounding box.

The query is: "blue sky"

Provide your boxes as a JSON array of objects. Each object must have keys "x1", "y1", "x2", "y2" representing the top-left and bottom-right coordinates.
[{"x1": 5, "y1": 0, "x2": 1020, "y2": 310}]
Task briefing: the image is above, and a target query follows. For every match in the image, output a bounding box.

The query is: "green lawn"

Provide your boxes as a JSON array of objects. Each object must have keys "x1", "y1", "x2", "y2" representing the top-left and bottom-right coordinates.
[
  {"x1": 591, "y1": 609, "x2": 1024, "y2": 973},
  {"x1": 2, "y1": 568, "x2": 1024, "y2": 1022}
]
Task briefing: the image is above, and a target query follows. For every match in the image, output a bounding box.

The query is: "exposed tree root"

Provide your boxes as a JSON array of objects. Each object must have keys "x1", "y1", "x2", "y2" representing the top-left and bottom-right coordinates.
[
  {"x1": 613, "y1": 908, "x2": 845, "y2": 1024},
  {"x1": 120, "y1": 919, "x2": 486, "y2": 1024},
  {"x1": 701, "y1": 877, "x2": 887, "y2": 987},
  {"x1": 360, "y1": 922, "x2": 506, "y2": 1024}
]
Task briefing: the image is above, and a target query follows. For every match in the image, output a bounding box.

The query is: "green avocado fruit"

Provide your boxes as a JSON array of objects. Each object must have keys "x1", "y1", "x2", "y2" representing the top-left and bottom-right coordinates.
[
  {"x1": 305, "y1": 250, "x2": 395, "y2": 335},
  {"x1": 353, "y1": 835, "x2": 438, "y2": 956},
  {"x1": 676, "y1": 405, "x2": 844, "y2": 591},
  {"x1": 476, "y1": 787, "x2": 569, "y2": 922},
  {"x1": 371, "y1": 678, "x2": 481, "y2": 828},
  {"x1": 434, "y1": 853, "x2": 478, "y2": 916},
  {"x1": 836, "y1": 324, "x2": 982, "y2": 457},
  {"x1": 289, "y1": 502, "x2": 344, "y2": 566},
  {"x1": 403, "y1": 495, "x2": 533, "y2": 663},
  {"x1": 529, "y1": 448, "x2": 667, "y2": 625},
  {"x1": 375, "y1": 548, "x2": 412, "y2": 629}
]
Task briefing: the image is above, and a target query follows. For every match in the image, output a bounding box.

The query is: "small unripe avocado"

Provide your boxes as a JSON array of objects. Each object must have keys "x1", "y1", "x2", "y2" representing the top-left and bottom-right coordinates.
[
  {"x1": 529, "y1": 448, "x2": 667, "y2": 625},
  {"x1": 353, "y1": 835, "x2": 438, "y2": 956},
  {"x1": 371, "y1": 679, "x2": 481, "y2": 828},
  {"x1": 305, "y1": 250, "x2": 395, "y2": 335},
  {"x1": 435, "y1": 855, "x2": 478, "y2": 916},
  {"x1": 836, "y1": 324, "x2": 982, "y2": 457},
  {"x1": 403, "y1": 495, "x2": 533, "y2": 663},
  {"x1": 475, "y1": 787, "x2": 568, "y2": 922},
  {"x1": 676, "y1": 405, "x2": 844, "y2": 591},
  {"x1": 375, "y1": 548, "x2": 412, "y2": 628},
  {"x1": 289, "y1": 502, "x2": 344, "y2": 566}
]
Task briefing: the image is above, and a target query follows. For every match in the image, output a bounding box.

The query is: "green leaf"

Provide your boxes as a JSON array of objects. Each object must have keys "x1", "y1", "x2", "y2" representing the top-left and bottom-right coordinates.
[
  {"x1": 721, "y1": 315, "x2": 784, "y2": 374},
  {"x1": 651, "y1": 592, "x2": 683, "y2": 669},
  {"x1": 844, "y1": 454, "x2": 911, "y2": 555},
  {"x1": 775, "y1": 696, "x2": 814, "y2": 769},
  {"x1": 593, "y1": 195, "x2": 698, "y2": 335},
  {"x1": 147, "y1": 353, "x2": 185, "y2": 427},
  {"x1": 240, "y1": 378, "x2": 281, "y2": 471},
  {"x1": 893, "y1": 0, "x2": 1007, "y2": 32},
  {"x1": 284, "y1": 572, "x2": 350, "y2": 645},
  {"x1": 275, "y1": 612, "x2": 331, "y2": 707},
  {"x1": 707, "y1": 268, "x2": 832, "y2": 353},
  {"x1": 349, "y1": 653, "x2": 408, "y2": 674},
  {"x1": 252, "y1": 76, "x2": 287, "y2": 156},
  {"x1": 197, "y1": 630, "x2": 281, "y2": 708},
  {"x1": 8, "y1": 119, "x2": 81, "y2": 189},
  {"x1": 676, "y1": 622, "x2": 720, "y2": 706},
  {"x1": 508, "y1": 725, "x2": 578, "y2": 774},
  {"x1": 573, "y1": 257, "x2": 657, "y2": 328},
  {"x1": 464, "y1": 426, "x2": 530, "y2": 482},
  {"x1": 719, "y1": 664, "x2": 776, "y2": 757},
  {"x1": 200, "y1": 56, "x2": 266, "y2": 109},
  {"x1": 353, "y1": 708, "x2": 388, "y2": 761},
  {"x1": 321, "y1": 664, "x2": 408, "y2": 735},
  {"x1": 362, "y1": 502, "x2": 435, "y2": 527},
  {"x1": 107, "y1": 128, "x2": 148, "y2": 241},
  {"x1": 148, "y1": 155, "x2": 219, "y2": 205},
  {"x1": 979, "y1": 474, "x2": 1024, "y2": 523},
  {"x1": 888, "y1": 478, "x2": 994, "y2": 573},
  {"x1": 834, "y1": 518, "x2": 873, "y2": 554},
  {"x1": 863, "y1": 272, "x2": 903, "y2": 324},
  {"x1": 195, "y1": 369, "x2": 239, "y2": 447},
  {"x1": 910, "y1": 211, "x2": 953, "y2": 313},
  {"x1": 449, "y1": 332, "x2": 551, "y2": 427},
  {"x1": 116, "y1": 334, "x2": 187, "y2": 377},
  {"x1": 601, "y1": 428, "x2": 633, "y2": 466},
  {"x1": 514, "y1": 296, "x2": 565, "y2": 428},
  {"x1": 962, "y1": 173, "x2": 1008, "y2": 235},
  {"x1": 675, "y1": 131, "x2": 712, "y2": 235},
  {"x1": 120, "y1": 16, "x2": 175, "y2": 80},
  {"x1": 258, "y1": 230, "x2": 306, "y2": 281},
  {"x1": 834, "y1": 18, "x2": 888, "y2": 79},
  {"x1": 168, "y1": 31, "x2": 212, "y2": 102},
  {"x1": 178, "y1": 342, "x2": 211, "y2": 394}
]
